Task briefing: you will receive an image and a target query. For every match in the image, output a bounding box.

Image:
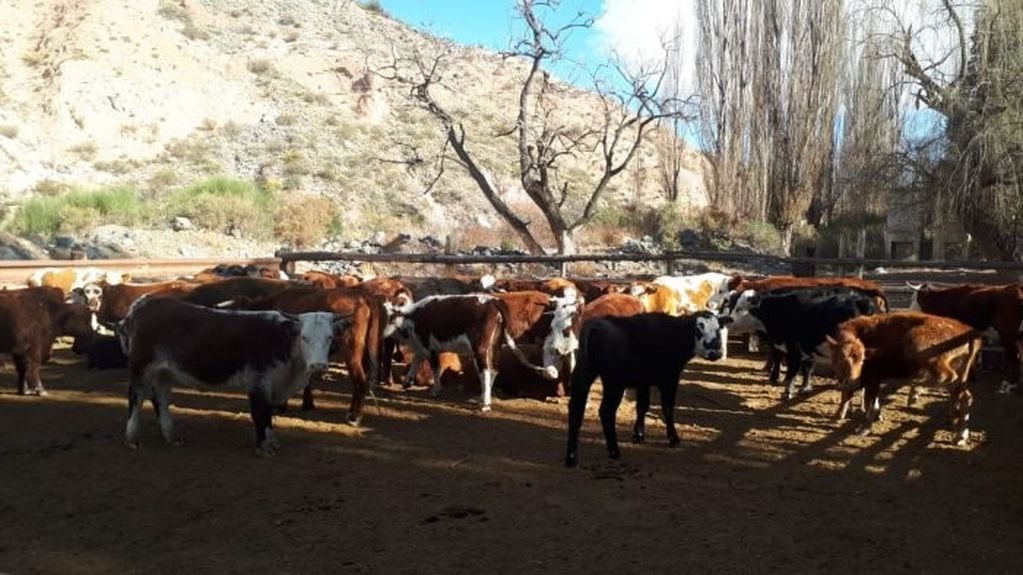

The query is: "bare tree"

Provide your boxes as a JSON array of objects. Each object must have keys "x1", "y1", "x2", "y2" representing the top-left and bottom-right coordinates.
[{"x1": 373, "y1": 0, "x2": 687, "y2": 254}]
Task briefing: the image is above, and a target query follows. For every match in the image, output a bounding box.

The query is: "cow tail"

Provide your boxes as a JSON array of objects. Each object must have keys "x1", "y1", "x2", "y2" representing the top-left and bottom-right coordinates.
[
  {"x1": 362, "y1": 297, "x2": 385, "y2": 389},
  {"x1": 493, "y1": 299, "x2": 556, "y2": 378}
]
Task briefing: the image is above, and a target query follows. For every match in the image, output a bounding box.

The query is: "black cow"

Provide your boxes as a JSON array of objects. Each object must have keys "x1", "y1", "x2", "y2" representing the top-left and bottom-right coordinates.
[
  {"x1": 565, "y1": 310, "x2": 731, "y2": 467},
  {"x1": 728, "y1": 287, "x2": 880, "y2": 399}
]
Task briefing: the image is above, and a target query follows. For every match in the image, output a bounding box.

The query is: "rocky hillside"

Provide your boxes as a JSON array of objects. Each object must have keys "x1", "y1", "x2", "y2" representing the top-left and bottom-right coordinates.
[{"x1": 0, "y1": 0, "x2": 708, "y2": 256}]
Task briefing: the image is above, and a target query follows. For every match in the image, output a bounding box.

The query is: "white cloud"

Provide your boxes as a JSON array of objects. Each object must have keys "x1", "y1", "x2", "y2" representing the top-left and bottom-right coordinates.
[{"x1": 593, "y1": 0, "x2": 699, "y2": 96}]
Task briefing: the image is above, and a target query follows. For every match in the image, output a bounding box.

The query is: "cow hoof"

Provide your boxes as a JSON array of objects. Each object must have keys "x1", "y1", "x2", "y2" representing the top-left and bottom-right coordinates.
[
  {"x1": 631, "y1": 433, "x2": 644, "y2": 444},
  {"x1": 347, "y1": 416, "x2": 362, "y2": 427},
  {"x1": 167, "y1": 438, "x2": 186, "y2": 447},
  {"x1": 480, "y1": 405, "x2": 492, "y2": 413},
  {"x1": 125, "y1": 440, "x2": 140, "y2": 450},
  {"x1": 668, "y1": 436, "x2": 681, "y2": 448},
  {"x1": 301, "y1": 402, "x2": 315, "y2": 412},
  {"x1": 856, "y1": 425, "x2": 872, "y2": 437},
  {"x1": 565, "y1": 454, "x2": 578, "y2": 468},
  {"x1": 35, "y1": 388, "x2": 48, "y2": 397},
  {"x1": 254, "y1": 447, "x2": 275, "y2": 458},
  {"x1": 608, "y1": 449, "x2": 621, "y2": 460}
]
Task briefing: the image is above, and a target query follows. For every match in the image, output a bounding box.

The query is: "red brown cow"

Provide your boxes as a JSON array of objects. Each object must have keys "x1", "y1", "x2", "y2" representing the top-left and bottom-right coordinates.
[
  {"x1": 183, "y1": 277, "x2": 298, "y2": 308},
  {"x1": 909, "y1": 283, "x2": 1023, "y2": 393},
  {"x1": 384, "y1": 294, "x2": 554, "y2": 411},
  {"x1": 301, "y1": 270, "x2": 362, "y2": 289},
  {"x1": 120, "y1": 297, "x2": 344, "y2": 455},
  {"x1": 582, "y1": 293, "x2": 645, "y2": 324},
  {"x1": 0, "y1": 287, "x2": 97, "y2": 395},
  {"x1": 227, "y1": 286, "x2": 385, "y2": 425},
  {"x1": 568, "y1": 278, "x2": 629, "y2": 303},
  {"x1": 826, "y1": 311, "x2": 982, "y2": 444},
  {"x1": 479, "y1": 275, "x2": 580, "y2": 298},
  {"x1": 94, "y1": 280, "x2": 198, "y2": 327}
]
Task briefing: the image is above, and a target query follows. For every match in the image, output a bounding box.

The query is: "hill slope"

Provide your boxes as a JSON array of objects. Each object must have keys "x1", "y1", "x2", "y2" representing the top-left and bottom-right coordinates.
[{"x1": 0, "y1": 0, "x2": 708, "y2": 252}]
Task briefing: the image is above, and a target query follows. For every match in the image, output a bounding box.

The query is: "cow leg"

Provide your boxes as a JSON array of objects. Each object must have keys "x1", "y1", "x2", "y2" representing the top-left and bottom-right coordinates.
[
  {"x1": 301, "y1": 379, "x2": 316, "y2": 411},
  {"x1": 480, "y1": 368, "x2": 496, "y2": 412},
  {"x1": 598, "y1": 380, "x2": 627, "y2": 459},
  {"x1": 403, "y1": 354, "x2": 424, "y2": 389},
  {"x1": 997, "y1": 330, "x2": 1020, "y2": 394},
  {"x1": 767, "y1": 346, "x2": 783, "y2": 384},
  {"x1": 428, "y1": 352, "x2": 443, "y2": 397},
  {"x1": 719, "y1": 325, "x2": 729, "y2": 360},
  {"x1": 380, "y1": 338, "x2": 397, "y2": 386},
  {"x1": 835, "y1": 387, "x2": 856, "y2": 420},
  {"x1": 798, "y1": 353, "x2": 815, "y2": 394},
  {"x1": 26, "y1": 352, "x2": 46, "y2": 396},
  {"x1": 151, "y1": 378, "x2": 182, "y2": 446},
  {"x1": 632, "y1": 385, "x2": 650, "y2": 443},
  {"x1": 952, "y1": 384, "x2": 973, "y2": 446},
  {"x1": 782, "y1": 346, "x2": 801, "y2": 400},
  {"x1": 659, "y1": 381, "x2": 681, "y2": 447},
  {"x1": 13, "y1": 354, "x2": 28, "y2": 395},
  {"x1": 249, "y1": 391, "x2": 277, "y2": 457},
  {"x1": 124, "y1": 383, "x2": 146, "y2": 449},
  {"x1": 857, "y1": 382, "x2": 880, "y2": 436},
  {"x1": 346, "y1": 354, "x2": 368, "y2": 426}
]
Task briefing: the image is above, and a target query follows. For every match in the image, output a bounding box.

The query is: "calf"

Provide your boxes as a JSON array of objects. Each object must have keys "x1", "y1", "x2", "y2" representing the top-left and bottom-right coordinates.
[
  {"x1": 0, "y1": 287, "x2": 97, "y2": 395},
  {"x1": 120, "y1": 297, "x2": 345, "y2": 455},
  {"x1": 565, "y1": 311, "x2": 731, "y2": 467},
  {"x1": 728, "y1": 287, "x2": 880, "y2": 399},
  {"x1": 567, "y1": 278, "x2": 629, "y2": 302},
  {"x1": 27, "y1": 267, "x2": 130, "y2": 296},
  {"x1": 384, "y1": 294, "x2": 554, "y2": 411},
  {"x1": 908, "y1": 283, "x2": 1023, "y2": 393},
  {"x1": 826, "y1": 311, "x2": 982, "y2": 444},
  {"x1": 479, "y1": 275, "x2": 579, "y2": 298}
]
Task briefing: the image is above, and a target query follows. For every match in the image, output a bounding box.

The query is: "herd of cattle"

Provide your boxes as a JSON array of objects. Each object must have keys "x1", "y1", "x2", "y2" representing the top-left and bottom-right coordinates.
[{"x1": 4, "y1": 264, "x2": 1021, "y2": 465}]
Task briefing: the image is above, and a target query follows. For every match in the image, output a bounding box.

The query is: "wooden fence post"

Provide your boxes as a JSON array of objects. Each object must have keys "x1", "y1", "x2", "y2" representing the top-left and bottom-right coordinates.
[{"x1": 444, "y1": 235, "x2": 455, "y2": 277}]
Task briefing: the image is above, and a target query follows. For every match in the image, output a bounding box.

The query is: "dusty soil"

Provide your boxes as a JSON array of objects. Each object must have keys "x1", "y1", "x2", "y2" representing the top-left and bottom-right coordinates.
[{"x1": 1, "y1": 346, "x2": 1022, "y2": 573}]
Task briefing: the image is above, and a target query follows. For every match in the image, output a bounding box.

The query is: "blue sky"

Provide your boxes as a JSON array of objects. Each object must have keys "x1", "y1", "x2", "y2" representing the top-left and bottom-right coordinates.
[{"x1": 382, "y1": 0, "x2": 608, "y2": 84}]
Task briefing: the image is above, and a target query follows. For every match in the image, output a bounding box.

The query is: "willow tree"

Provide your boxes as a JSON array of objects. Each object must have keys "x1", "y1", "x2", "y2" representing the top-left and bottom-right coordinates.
[{"x1": 375, "y1": 0, "x2": 685, "y2": 254}]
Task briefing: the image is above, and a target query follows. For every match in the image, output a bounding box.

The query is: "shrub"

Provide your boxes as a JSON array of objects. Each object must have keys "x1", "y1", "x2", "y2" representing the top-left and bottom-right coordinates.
[
  {"x1": 247, "y1": 59, "x2": 276, "y2": 76},
  {"x1": 358, "y1": 0, "x2": 388, "y2": 16},
  {"x1": 8, "y1": 186, "x2": 142, "y2": 238},
  {"x1": 273, "y1": 193, "x2": 336, "y2": 248},
  {"x1": 165, "y1": 177, "x2": 273, "y2": 238}
]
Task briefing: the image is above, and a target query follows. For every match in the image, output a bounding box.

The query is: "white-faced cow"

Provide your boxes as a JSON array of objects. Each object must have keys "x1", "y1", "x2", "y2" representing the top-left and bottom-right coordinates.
[
  {"x1": 120, "y1": 297, "x2": 346, "y2": 456},
  {"x1": 565, "y1": 310, "x2": 732, "y2": 467}
]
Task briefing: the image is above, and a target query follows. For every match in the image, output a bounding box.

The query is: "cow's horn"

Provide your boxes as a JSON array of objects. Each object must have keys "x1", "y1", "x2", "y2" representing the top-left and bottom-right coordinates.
[{"x1": 905, "y1": 282, "x2": 923, "y2": 291}]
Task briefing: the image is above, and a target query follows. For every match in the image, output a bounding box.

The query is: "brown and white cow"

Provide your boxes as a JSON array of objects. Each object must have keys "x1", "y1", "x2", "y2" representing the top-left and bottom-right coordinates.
[
  {"x1": 120, "y1": 297, "x2": 346, "y2": 455},
  {"x1": 908, "y1": 283, "x2": 1023, "y2": 393},
  {"x1": 826, "y1": 311, "x2": 982, "y2": 445},
  {"x1": 227, "y1": 286, "x2": 385, "y2": 424},
  {"x1": 0, "y1": 287, "x2": 97, "y2": 395},
  {"x1": 478, "y1": 275, "x2": 579, "y2": 298},
  {"x1": 27, "y1": 267, "x2": 130, "y2": 296},
  {"x1": 566, "y1": 278, "x2": 629, "y2": 303},
  {"x1": 383, "y1": 294, "x2": 556, "y2": 411}
]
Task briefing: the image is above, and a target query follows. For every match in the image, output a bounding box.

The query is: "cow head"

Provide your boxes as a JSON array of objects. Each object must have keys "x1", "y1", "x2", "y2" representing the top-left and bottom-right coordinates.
[
  {"x1": 541, "y1": 292, "x2": 583, "y2": 379},
  {"x1": 296, "y1": 312, "x2": 347, "y2": 374},
  {"x1": 725, "y1": 290, "x2": 766, "y2": 335},
  {"x1": 81, "y1": 282, "x2": 104, "y2": 311},
  {"x1": 825, "y1": 333, "x2": 870, "y2": 384},
  {"x1": 693, "y1": 311, "x2": 731, "y2": 361}
]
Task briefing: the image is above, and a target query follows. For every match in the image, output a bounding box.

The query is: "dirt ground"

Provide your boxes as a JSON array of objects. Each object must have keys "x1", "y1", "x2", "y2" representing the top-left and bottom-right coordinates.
[{"x1": 2, "y1": 345, "x2": 1022, "y2": 574}]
